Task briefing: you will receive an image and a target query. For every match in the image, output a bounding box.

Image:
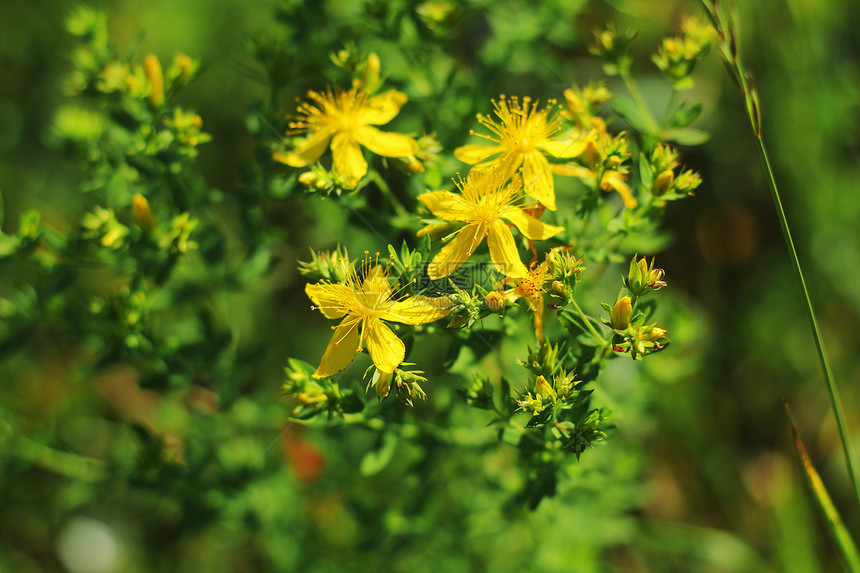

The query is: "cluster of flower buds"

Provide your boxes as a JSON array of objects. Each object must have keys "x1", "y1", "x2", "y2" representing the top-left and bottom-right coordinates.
[
  {"x1": 81, "y1": 206, "x2": 129, "y2": 249},
  {"x1": 296, "y1": 167, "x2": 360, "y2": 194},
  {"x1": 600, "y1": 253, "x2": 671, "y2": 359},
  {"x1": 297, "y1": 245, "x2": 353, "y2": 282},
  {"x1": 624, "y1": 255, "x2": 667, "y2": 297},
  {"x1": 85, "y1": 277, "x2": 151, "y2": 350},
  {"x1": 553, "y1": 408, "x2": 612, "y2": 460},
  {"x1": 517, "y1": 368, "x2": 583, "y2": 416},
  {"x1": 649, "y1": 144, "x2": 702, "y2": 202},
  {"x1": 603, "y1": 295, "x2": 669, "y2": 360},
  {"x1": 563, "y1": 81, "x2": 611, "y2": 129},
  {"x1": 284, "y1": 359, "x2": 344, "y2": 418},
  {"x1": 544, "y1": 248, "x2": 584, "y2": 309},
  {"x1": 369, "y1": 365, "x2": 428, "y2": 406},
  {"x1": 584, "y1": 129, "x2": 630, "y2": 175},
  {"x1": 395, "y1": 133, "x2": 442, "y2": 175},
  {"x1": 652, "y1": 16, "x2": 716, "y2": 90},
  {"x1": 589, "y1": 24, "x2": 637, "y2": 75},
  {"x1": 446, "y1": 283, "x2": 488, "y2": 329}
]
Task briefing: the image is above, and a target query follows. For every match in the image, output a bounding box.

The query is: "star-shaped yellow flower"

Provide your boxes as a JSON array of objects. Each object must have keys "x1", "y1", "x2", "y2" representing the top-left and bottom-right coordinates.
[
  {"x1": 417, "y1": 169, "x2": 563, "y2": 280},
  {"x1": 454, "y1": 96, "x2": 587, "y2": 211},
  {"x1": 306, "y1": 262, "x2": 451, "y2": 378},
  {"x1": 274, "y1": 85, "x2": 419, "y2": 186}
]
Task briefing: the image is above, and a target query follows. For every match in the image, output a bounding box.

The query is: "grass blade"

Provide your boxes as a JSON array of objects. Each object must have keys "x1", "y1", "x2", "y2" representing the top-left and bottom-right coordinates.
[{"x1": 786, "y1": 402, "x2": 860, "y2": 573}]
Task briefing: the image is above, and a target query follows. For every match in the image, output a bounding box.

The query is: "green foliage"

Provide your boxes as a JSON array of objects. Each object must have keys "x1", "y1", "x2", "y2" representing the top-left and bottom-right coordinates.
[{"x1": 2, "y1": 0, "x2": 859, "y2": 571}]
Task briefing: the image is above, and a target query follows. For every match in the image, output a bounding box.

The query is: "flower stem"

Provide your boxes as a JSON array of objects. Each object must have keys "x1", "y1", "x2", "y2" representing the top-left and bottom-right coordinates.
[
  {"x1": 661, "y1": 89, "x2": 679, "y2": 128},
  {"x1": 569, "y1": 298, "x2": 608, "y2": 347},
  {"x1": 620, "y1": 66, "x2": 659, "y2": 135},
  {"x1": 753, "y1": 131, "x2": 860, "y2": 508}
]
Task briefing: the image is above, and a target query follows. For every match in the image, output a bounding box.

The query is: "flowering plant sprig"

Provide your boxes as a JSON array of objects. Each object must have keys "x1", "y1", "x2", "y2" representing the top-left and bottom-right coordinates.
[{"x1": 275, "y1": 29, "x2": 706, "y2": 503}]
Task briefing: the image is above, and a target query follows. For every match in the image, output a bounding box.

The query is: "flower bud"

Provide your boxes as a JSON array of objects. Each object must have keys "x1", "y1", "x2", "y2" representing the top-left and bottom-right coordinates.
[
  {"x1": 299, "y1": 171, "x2": 327, "y2": 189},
  {"x1": 610, "y1": 296, "x2": 632, "y2": 331},
  {"x1": 652, "y1": 169, "x2": 674, "y2": 196},
  {"x1": 584, "y1": 140, "x2": 601, "y2": 170},
  {"x1": 144, "y1": 54, "x2": 164, "y2": 106},
  {"x1": 375, "y1": 371, "x2": 391, "y2": 398},
  {"x1": 485, "y1": 290, "x2": 505, "y2": 313},
  {"x1": 132, "y1": 193, "x2": 156, "y2": 231},
  {"x1": 535, "y1": 375, "x2": 556, "y2": 401},
  {"x1": 360, "y1": 52, "x2": 381, "y2": 93},
  {"x1": 645, "y1": 326, "x2": 667, "y2": 341},
  {"x1": 171, "y1": 53, "x2": 195, "y2": 87}
]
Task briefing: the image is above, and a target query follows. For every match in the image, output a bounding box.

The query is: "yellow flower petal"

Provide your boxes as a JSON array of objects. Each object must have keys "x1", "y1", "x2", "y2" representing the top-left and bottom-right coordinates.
[
  {"x1": 501, "y1": 208, "x2": 564, "y2": 241},
  {"x1": 417, "y1": 191, "x2": 470, "y2": 220},
  {"x1": 427, "y1": 222, "x2": 487, "y2": 280},
  {"x1": 417, "y1": 221, "x2": 457, "y2": 239},
  {"x1": 313, "y1": 318, "x2": 361, "y2": 378},
  {"x1": 602, "y1": 171, "x2": 638, "y2": 208},
  {"x1": 454, "y1": 144, "x2": 501, "y2": 165},
  {"x1": 361, "y1": 90, "x2": 409, "y2": 125},
  {"x1": 273, "y1": 129, "x2": 333, "y2": 167},
  {"x1": 354, "y1": 125, "x2": 418, "y2": 158},
  {"x1": 521, "y1": 151, "x2": 556, "y2": 211},
  {"x1": 539, "y1": 134, "x2": 588, "y2": 158},
  {"x1": 306, "y1": 283, "x2": 351, "y2": 319},
  {"x1": 331, "y1": 132, "x2": 367, "y2": 180},
  {"x1": 381, "y1": 295, "x2": 452, "y2": 325},
  {"x1": 551, "y1": 164, "x2": 594, "y2": 179},
  {"x1": 487, "y1": 219, "x2": 527, "y2": 278},
  {"x1": 364, "y1": 318, "x2": 405, "y2": 373}
]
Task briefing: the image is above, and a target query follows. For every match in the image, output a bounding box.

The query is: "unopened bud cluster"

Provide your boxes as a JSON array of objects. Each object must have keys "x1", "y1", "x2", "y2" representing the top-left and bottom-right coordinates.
[
  {"x1": 649, "y1": 144, "x2": 701, "y2": 202},
  {"x1": 652, "y1": 16, "x2": 716, "y2": 90},
  {"x1": 601, "y1": 255, "x2": 670, "y2": 360}
]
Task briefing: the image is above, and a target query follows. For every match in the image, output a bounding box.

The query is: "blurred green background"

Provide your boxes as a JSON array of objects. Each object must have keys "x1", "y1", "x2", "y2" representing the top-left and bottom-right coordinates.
[{"x1": 1, "y1": 0, "x2": 859, "y2": 571}]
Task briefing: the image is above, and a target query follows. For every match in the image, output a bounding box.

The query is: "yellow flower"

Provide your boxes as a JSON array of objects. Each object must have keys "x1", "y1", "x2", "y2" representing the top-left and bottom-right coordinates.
[
  {"x1": 499, "y1": 261, "x2": 551, "y2": 343},
  {"x1": 417, "y1": 169, "x2": 563, "y2": 280},
  {"x1": 273, "y1": 85, "x2": 419, "y2": 185},
  {"x1": 306, "y1": 263, "x2": 451, "y2": 378},
  {"x1": 454, "y1": 96, "x2": 587, "y2": 210}
]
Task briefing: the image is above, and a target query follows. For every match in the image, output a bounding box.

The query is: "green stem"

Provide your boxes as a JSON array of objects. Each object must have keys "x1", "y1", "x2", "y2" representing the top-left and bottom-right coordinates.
[
  {"x1": 569, "y1": 298, "x2": 608, "y2": 347},
  {"x1": 661, "y1": 89, "x2": 680, "y2": 128},
  {"x1": 754, "y1": 133, "x2": 860, "y2": 508},
  {"x1": 735, "y1": 56, "x2": 860, "y2": 511},
  {"x1": 620, "y1": 66, "x2": 659, "y2": 135}
]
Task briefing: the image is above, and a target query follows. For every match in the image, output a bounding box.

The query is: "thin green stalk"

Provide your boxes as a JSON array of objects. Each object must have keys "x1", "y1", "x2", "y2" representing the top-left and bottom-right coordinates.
[
  {"x1": 620, "y1": 66, "x2": 659, "y2": 134},
  {"x1": 569, "y1": 298, "x2": 608, "y2": 347},
  {"x1": 661, "y1": 89, "x2": 680, "y2": 128},
  {"x1": 752, "y1": 130, "x2": 860, "y2": 508},
  {"x1": 704, "y1": 0, "x2": 860, "y2": 512}
]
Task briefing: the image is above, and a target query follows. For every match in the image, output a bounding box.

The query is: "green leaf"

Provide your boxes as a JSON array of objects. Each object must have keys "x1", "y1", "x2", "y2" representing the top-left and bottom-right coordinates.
[
  {"x1": 360, "y1": 431, "x2": 398, "y2": 476},
  {"x1": 639, "y1": 152, "x2": 653, "y2": 188},
  {"x1": 673, "y1": 102, "x2": 702, "y2": 128},
  {"x1": 610, "y1": 97, "x2": 652, "y2": 134},
  {"x1": 786, "y1": 402, "x2": 860, "y2": 573},
  {"x1": 525, "y1": 408, "x2": 553, "y2": 428},
  {"x1": 660, "y1": 127, "x2": 710, "y2": 146},
  {"x1": 0, "y1": 234, "x2": 16, "y2": 258}
]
